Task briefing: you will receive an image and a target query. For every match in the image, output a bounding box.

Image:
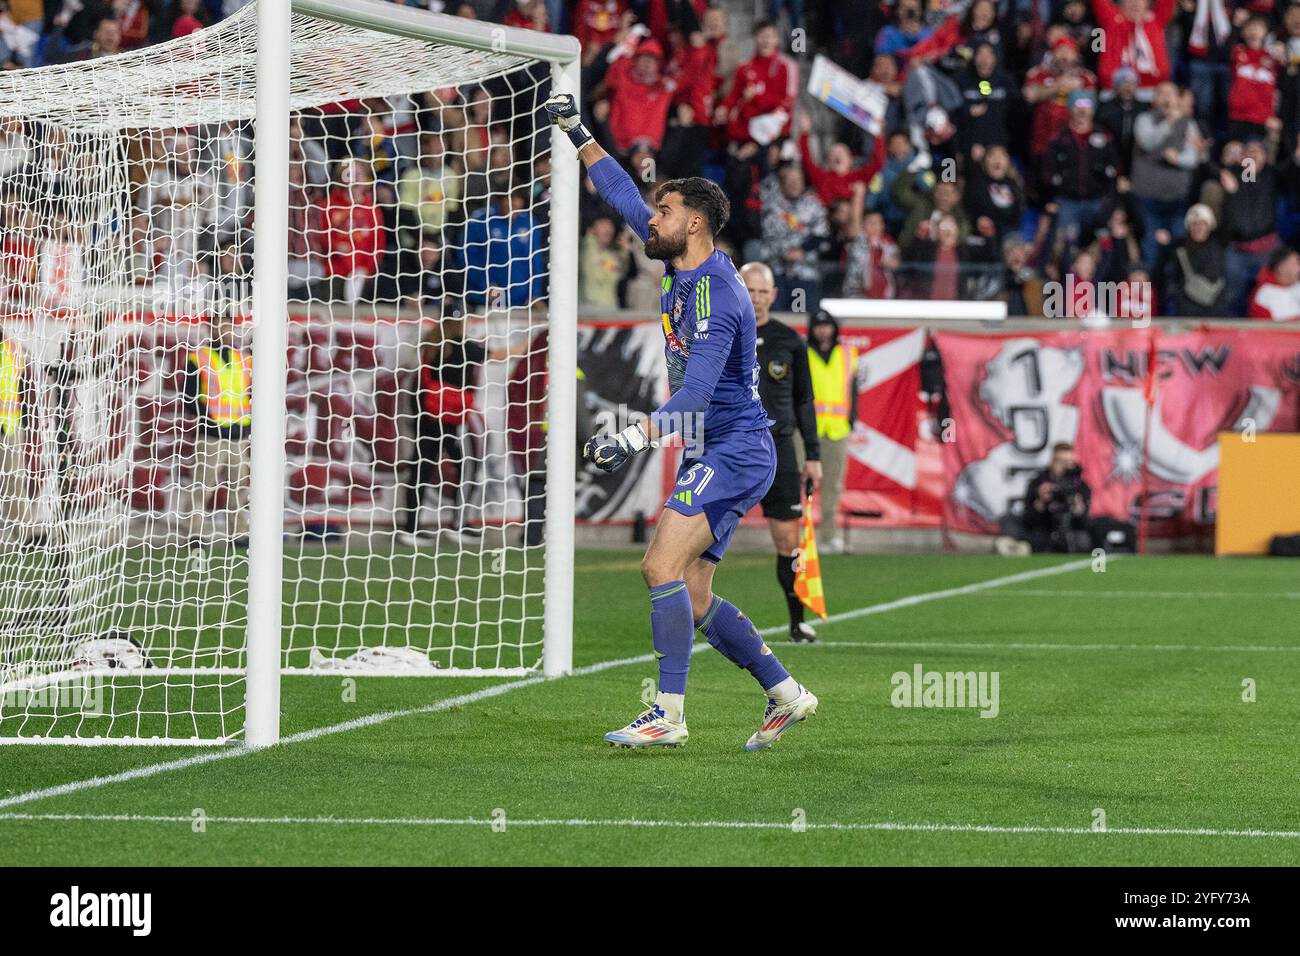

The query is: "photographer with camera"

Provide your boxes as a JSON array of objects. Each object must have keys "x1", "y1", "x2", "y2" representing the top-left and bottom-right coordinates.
[{"x1": 1020, "y1": 441, "x2": 1092, "y2": 554}]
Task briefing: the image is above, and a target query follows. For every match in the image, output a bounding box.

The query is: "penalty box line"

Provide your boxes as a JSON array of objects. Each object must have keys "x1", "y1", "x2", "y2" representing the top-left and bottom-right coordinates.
[
  {"x1": 0, "y1": 557, "x2": 1094, "y2": 812},
  {"x1": 0, "y1": 812, "x2": 1298, "y2": 840}
]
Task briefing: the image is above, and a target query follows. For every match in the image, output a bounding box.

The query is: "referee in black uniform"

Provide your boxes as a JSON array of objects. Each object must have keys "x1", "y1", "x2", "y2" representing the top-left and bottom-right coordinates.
[{"x1": 741, "y1": 262, "x2": 822, "y2": 643}]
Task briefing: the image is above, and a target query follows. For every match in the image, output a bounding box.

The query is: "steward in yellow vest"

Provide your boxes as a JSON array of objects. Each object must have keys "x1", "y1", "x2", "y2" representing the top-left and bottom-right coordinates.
[
  {"x1": 183, "y1": 322, "x2": 252, "y2": 545},
  {"x1": 806, "y1": 311, "x2": 858, "y2": 553},
  {"x1": 0, "y1": 330, "x2": 36, "y2": 539},
  {"x1": 807, "y1": 313, "x2": 858, "y2": 442},
  {"x1": 185, "y1": 325, "x2": 252, "y2": 438},
  {"x1": 0, "y1": 332, "x2": 32, "y2": 439}
]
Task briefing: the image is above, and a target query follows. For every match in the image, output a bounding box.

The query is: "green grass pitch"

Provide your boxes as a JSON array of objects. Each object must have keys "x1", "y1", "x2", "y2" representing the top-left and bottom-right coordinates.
[{"x1": 1, "y1": 550, "x2": 1298, "y2": 866}]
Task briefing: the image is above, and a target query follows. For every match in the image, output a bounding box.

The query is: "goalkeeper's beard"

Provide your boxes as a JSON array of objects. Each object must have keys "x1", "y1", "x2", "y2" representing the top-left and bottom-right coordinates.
[{"x1": 645, "y1": 224, "x2": 688, "y2": 262}]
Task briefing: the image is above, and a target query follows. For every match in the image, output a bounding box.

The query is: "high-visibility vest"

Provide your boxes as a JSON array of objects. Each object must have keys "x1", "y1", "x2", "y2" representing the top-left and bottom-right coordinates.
[
  {"x1": 808, "y1": 344, "x2": 857, "y2": 442},
  {"x1": 0, "y1": 337, "x2": 23, "y2": 436},
  {"x1": 189, "y1": 347, "x2": 252, "y2": 427}
]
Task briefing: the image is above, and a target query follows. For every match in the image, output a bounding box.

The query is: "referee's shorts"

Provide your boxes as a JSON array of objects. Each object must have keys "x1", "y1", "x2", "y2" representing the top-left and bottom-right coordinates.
[{"x1": 759, "y1": 431, "x2": 803, "y2": 522}]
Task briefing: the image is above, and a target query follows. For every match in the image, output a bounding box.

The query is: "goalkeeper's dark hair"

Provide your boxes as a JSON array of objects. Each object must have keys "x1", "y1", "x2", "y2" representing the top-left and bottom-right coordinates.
[{"x1": 655, "y1": 177, "x2": 730, "y2": 237}]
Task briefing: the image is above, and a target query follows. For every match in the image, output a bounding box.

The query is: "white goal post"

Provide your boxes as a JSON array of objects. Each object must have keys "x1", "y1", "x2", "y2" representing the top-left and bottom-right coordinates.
[{"x1": 0, "y1": 0, "x2": 580, "y2": 746}]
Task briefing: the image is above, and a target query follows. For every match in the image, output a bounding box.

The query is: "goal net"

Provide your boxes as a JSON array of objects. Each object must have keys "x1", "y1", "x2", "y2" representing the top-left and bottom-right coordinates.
[{"x1": 0, "y1": 0, "x2": 578, "y2": 744}]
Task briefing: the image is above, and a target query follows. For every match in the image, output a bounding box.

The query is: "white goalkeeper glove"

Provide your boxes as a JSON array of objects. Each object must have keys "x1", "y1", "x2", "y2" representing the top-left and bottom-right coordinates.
[
  {"x1": 543, "y1": 93, "x2": 594, "y2": 150},
  {"x1": 583, "y1": 422, "x2": 653, "y2": 474}
]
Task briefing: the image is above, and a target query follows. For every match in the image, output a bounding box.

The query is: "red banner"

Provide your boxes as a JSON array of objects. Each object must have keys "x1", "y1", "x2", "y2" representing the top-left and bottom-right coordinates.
[
  {"x1": 21, "y1": 315, "x2": 1283, "y2": 538},
  {"x1": 936, "y1": 329, "x2": 1300, "y2": 535},
  {"x1": 837, "y1": 327, "x2": 943, "y2": 527}
]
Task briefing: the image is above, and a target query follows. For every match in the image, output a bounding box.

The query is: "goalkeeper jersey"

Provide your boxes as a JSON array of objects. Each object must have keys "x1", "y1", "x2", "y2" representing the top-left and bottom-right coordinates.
[{"x1": 588, "y1": 157, "x2": 771, "y2": 445}]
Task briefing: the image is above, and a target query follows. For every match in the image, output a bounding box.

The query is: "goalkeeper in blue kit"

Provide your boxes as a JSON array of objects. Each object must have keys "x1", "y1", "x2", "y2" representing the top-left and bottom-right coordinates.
[{"x1": 545, "y1": 93, "x2": 818, "y2": 751}]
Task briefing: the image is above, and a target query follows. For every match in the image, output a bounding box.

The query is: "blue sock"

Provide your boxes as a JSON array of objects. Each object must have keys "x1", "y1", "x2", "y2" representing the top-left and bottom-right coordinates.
[
  {"x1": 650, "y1": 580, "x2": 694, "y2": 696},
  {"x1": 695, "y1": 596, "x2": 790, "y2": 692}
]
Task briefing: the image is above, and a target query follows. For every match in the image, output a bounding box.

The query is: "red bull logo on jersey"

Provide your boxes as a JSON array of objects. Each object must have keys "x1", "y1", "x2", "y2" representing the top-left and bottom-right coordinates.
[
  {"x1": 661, "y1": 274, "x2": 705, "y2": 356},
  {"x1": 662, "y1": 311, "x2": 691, "y2": 358}
]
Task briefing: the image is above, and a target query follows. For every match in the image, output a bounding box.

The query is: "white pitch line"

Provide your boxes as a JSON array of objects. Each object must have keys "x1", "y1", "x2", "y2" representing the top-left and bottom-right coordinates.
[
  {"x1": 796, "y1": 640, "x2": 1300, "y2": 654},
  {"x1": 0, "y1": 812, "x2": 1297, "y2": 840},
  {"x1": 803, "y1": 557, "x2": 1096, "y2": 628},
  {"x1": 972, "y1": 589, "x2": 1300, "y2": 600},
  {"x1": 0, "y1": 558, "x2": 1094, "y2": 811}
]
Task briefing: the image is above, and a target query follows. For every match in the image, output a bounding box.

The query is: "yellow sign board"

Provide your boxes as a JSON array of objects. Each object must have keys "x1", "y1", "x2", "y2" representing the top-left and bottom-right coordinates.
[{"x1": 1216, "y1": 433, "x2": 1300, "y2": 555}]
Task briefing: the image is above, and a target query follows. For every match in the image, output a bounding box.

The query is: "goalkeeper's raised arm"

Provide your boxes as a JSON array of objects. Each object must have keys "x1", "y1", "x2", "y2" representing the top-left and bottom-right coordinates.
[{"x1": 544, "y1": 93, "x2": 651, "y2": 243}]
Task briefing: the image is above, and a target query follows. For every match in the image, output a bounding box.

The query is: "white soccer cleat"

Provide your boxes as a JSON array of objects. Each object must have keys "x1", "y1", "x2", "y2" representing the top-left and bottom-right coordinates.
[
  {"x1": 604, "y1": 704, "x2": 689, "y2": 749},
  {"x1": 745, "y1": 686, "x2": 818, "y2": 752}
]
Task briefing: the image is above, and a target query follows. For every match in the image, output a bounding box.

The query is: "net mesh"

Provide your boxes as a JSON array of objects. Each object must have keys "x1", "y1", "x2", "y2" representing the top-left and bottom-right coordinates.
[{"x1": 0, "y1": 4, "x2": 555, "y2": 743}]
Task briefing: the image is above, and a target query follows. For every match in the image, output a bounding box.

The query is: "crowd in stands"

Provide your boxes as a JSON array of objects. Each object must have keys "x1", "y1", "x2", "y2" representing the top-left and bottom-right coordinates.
[
  {"x1": 1, "y1": 0, "x2": 1298, "y2": 320},
  {"x1": 0, "y1": 1, "x2": 566, "y2": 314},
  {"x1": 568, "y1": 0, "x2": 1300, "y2": 320}
]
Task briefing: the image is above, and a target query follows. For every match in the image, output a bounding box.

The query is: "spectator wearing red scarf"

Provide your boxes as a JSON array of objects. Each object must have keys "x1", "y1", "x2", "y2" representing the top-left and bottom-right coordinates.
[
  {"x1": 1090, "y1": 0, "x2": 1176, "y2": 97},
  {"x1": 1183, "y1": 0, "x2": 1235, "y2": 143}
]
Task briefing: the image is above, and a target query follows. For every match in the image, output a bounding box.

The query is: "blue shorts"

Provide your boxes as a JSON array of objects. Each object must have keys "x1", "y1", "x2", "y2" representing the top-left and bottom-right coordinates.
[{"x1": 662, "y1": 428, "x2": 777, "y2": 563}]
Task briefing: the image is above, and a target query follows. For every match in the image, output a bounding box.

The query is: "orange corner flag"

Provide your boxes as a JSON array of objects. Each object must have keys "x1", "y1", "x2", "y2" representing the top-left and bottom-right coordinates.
[{"x1": 793, "y1": 493, "x2": 828, "y2": 620}]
